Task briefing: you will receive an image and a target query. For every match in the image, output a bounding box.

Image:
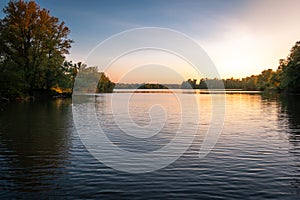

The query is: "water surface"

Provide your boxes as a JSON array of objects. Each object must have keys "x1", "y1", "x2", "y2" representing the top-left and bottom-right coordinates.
[{"x1": 0, "y1": 92, "x2": 300, "y2": 199}]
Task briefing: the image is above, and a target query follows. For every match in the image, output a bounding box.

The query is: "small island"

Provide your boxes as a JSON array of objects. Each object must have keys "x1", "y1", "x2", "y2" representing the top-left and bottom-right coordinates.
[{"x1": 137, "y1": 83, "x2": 169, "y2": 89}]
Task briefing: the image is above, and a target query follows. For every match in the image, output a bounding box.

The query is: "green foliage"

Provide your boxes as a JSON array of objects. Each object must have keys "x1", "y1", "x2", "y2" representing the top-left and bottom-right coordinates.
[
  {"x1": 97, "y1": 72, "x2": 115, "y2": 93},
  {"x1": 278, "y1": 41, "x2": 300, "y2": 93},
  {"x1": 240, "y1": 69, "x2": 277, "y2": 91},
  {"x1": 241, "y1": 76, "x2": 258, "y2": 90},
  {"x1": 181, "y1": 69, "x2": 279, "y2": 91},
  {"x1": 0, "y1": 0, "x2": 73, "y2": 99},
  {"x1": 223, "y1": 78, "x2": 242, "y2": 89},
  {"x1": 51, "y1": 61, "x2": 80, "y2": 94},
  {"x1": 180, "y1": 41, "x2": 300, "y2": 93},
  {"x1": 74, "y1": 66, "x2": 115, "y2": 93},
  {"x1": 0, "y1": 60, "x2": 25, "y2": 98}
]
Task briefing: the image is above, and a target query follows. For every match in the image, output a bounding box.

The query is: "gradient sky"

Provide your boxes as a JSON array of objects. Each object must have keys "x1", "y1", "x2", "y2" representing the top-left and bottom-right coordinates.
[{"x1": 1, "y1": 0, "x2": 300, "y2": 83}]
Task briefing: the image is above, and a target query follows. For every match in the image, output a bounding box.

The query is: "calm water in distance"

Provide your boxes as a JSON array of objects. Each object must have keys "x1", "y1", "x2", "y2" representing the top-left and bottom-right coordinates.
[{"x1": 0, "y1": 91, "x2": 300, "y2": 199}]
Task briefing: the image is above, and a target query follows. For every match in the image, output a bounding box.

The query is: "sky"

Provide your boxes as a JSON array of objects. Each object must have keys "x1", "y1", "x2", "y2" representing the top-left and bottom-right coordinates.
[{"x1": 1, "y1": 0, "x2": 300, "y2": 83}]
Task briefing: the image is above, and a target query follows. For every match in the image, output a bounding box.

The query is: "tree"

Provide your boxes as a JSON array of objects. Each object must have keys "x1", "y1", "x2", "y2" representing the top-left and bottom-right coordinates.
[
  {"x1": 283, "y1": 41, "x2": 300, "y2": 92},
  {"x1": 181, "y1": 79, "x2": 197, "y2": 89},
  {"x1": 73, "y1": 66, "x2": 99, "y2": 93},
  {"x1": 223, "y1": 77, "x2": 242, "y2": 89},
  {"x1": 50, "y1": 61, "x2": 80, "y2": 95},
  {"x1": 198, "y1": 78, "x2": 208, "y2": 89},
  {"x1": 274, "y1": 41, "x2": 300, "y2": 93},
  {"x1": 73, "y1": 66, "x2": 115, "y2": 93},
  {"x1": 96, "y1": 72, "x2": 115, "y2": 93},
  {"x1": 0, "y1": 0, "x2": 73, "y2": 98},
  {"x1": 257, "y1": 69, "x2": 274, "y2": 90},
  {"x1": 137, "y1": 83, "x2": 168, "y2": 89}
]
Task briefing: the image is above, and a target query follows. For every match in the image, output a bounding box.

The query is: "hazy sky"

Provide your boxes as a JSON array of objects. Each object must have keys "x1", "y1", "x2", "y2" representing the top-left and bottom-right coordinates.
[{"x1": 1, "y1": 0, "x2": 300, "y2": 83}]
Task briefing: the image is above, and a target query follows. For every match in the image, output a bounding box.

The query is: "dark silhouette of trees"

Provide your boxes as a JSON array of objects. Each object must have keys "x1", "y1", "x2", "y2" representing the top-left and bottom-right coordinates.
[
  {"x1": 180, "y1": 41, "x2": 300, "y2": 93},
  {"x1": 181, "y1": 70, "x2": 278, "y2": 91},
  {"x1": 115, "y1": 83, "x2": 180, "y2": 89},
  {"x1": 137, "y1": 83, "x2": 168, "y2": 89},
  {"x1": 181, "y1": 79, "x2": 197, "y2": 89},
  {"x1": 278, "y1": 41, "x2": 300, "y2": 93},
  {"x1": 199, "y1": 78, "x2": 208, "y2": 89}
]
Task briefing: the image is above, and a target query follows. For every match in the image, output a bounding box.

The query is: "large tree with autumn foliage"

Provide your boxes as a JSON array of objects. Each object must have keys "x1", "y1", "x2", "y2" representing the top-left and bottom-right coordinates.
[{"x1": 0, "y1": 0, "x2": 73, "y2": 98}]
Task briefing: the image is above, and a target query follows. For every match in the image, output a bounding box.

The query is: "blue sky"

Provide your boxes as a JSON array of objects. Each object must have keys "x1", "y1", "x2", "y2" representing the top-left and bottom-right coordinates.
[{"x1": 1, "y1": 0, "x2": 300, "y2": 83}]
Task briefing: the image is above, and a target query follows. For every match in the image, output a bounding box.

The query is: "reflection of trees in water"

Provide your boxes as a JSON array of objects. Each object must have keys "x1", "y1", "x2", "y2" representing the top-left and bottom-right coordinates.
[
  {"x1": 278, "y1": 95, "x2": 300, "y2": 193},
  {"x1": 0, "y1": 99, "x2": 72, "y2": 196},
  {"x1": 262, "y1": 93, "x2": 300, "y2": 193},
  {"x1": 279, "y1": 95, "x2": 300, "y2": 143},
  {"x1": 261, "y1": 92, "x2": 281, "y2": 102}
]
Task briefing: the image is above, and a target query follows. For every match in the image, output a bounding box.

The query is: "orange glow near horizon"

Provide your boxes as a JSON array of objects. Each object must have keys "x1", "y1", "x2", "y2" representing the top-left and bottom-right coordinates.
[
  {"x1": 103, "y1": 50, "x2": 202, "y2": 84},
  {"x1": 65, "y1": 0, "x2": 300, "y2": 83}
]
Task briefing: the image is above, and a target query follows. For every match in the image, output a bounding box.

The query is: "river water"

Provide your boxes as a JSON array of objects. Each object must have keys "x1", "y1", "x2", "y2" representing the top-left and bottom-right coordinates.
[{"x1": 0, "y1": 91, "x2": 299, "y2": 199}]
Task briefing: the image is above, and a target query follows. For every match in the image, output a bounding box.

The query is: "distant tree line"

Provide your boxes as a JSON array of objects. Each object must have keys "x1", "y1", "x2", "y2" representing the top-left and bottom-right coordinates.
[
  {"x1": 137, "y1": 83, "x2": 168, "y2": 89},
  {"x1": 181, "y1": 41, "x2": 300, "y2": 93},
  {"x1": 115, "y1": 83, "x2": 180, "y2": 89}
]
